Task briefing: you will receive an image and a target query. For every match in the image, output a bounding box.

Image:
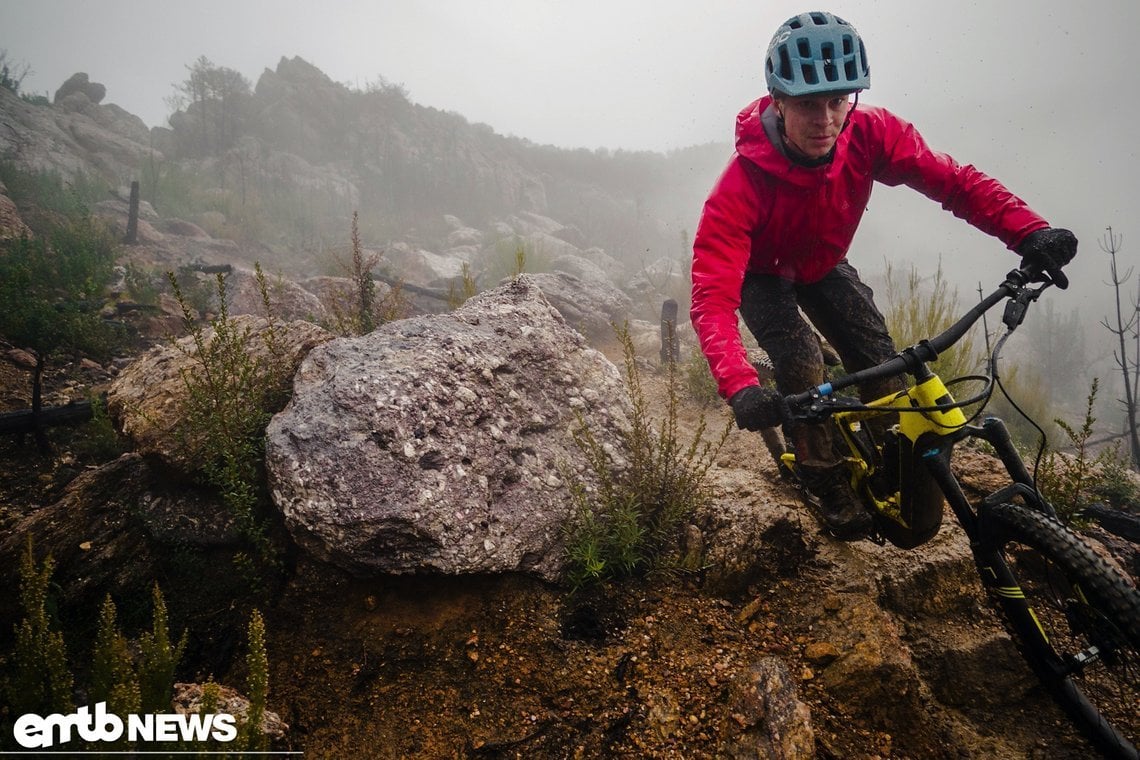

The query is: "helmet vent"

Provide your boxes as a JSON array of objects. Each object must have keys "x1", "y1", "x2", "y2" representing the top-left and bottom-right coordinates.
[
  {"x1": 797, "y1": 38, "x2": 811, "y2": 58},
  {"x1": 810, "y1": 12, "x2": 827, "y2": 25},
  {"x1": 821, "y1": 42, "x2": 837, "y2": 81},
  {"x1": 801, "y1": 63, "x2": 818, "y2": 85}
]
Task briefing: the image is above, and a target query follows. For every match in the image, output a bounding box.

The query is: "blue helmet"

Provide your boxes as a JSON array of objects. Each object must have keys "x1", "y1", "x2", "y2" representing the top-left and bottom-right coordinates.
[{"x1": 765, "y1": 11, "x2": 870, "y2": 97}]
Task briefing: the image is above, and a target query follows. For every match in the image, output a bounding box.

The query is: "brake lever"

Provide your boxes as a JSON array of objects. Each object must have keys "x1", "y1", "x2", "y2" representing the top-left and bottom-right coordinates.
[{"x1": 1002, "y1": 281, "x2": 1048, "y2": 331}]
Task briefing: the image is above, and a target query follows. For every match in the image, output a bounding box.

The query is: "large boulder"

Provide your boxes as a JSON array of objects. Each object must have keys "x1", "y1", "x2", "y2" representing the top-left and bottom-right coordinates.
[
  {"x1": 54, "y1": 72, "x2": 106, "y2": 106},
  {"x1": 224, "y1": 265, "x2": 329, "y2": 323},
  {"x1": 107, "y1": 315, "x2": 333, "y2": 474},
  {"x1": 265, "y1": 276, "x2": 632, "y2": 580}
]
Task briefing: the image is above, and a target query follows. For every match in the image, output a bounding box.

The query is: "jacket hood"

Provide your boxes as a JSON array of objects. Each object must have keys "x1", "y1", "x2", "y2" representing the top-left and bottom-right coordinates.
[{"x1": 735, "y1": 95, "x2": 848, "y2": 187}]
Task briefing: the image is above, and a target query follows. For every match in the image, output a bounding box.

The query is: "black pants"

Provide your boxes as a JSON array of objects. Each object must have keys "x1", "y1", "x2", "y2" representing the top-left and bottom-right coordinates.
[{"x1": 738, "y1": 260, "x2": 904, "y2": 465}]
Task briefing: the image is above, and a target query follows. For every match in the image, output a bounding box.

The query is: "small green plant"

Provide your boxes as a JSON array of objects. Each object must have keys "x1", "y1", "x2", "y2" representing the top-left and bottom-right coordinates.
[
  {"x1": 90, "y1": 595, "x2": 141, "y2": 723},
  {"x1": 447, "y1": 262, "x2": 479, "y2": 309},
  {"x1": 72, "y1": 394, "x2": 128, "y2": 463},
  {"x1": 2, "y1": 538, "x2": 274, "y2": 752},
  {"x1": 1037, "y1": 379, "x2": 1139, "y2": 524},
  {"x1": 166, "y1": 263, "x2": 289, "y2": 563},
  {"x1": 137, "y1": 583, "x2": 188, "y2": 714},
  {"x1": 564, "y1": 323, "x2": 731, "y2": 588},
  {"x1": 7, "y1": 537, "x2": 73, "y2": 718},
  {"x1": 123, "y1": 261, "x2": 163, "y2": 307},
  {"x1": 240, "y1": 609, "x2": 269, "y2": 751}
]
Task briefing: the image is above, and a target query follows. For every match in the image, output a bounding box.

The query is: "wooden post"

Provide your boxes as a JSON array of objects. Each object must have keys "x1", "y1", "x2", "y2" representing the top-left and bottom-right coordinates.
[{"x1": 124, "y1": 180, "x2": 140, "y2": 244}]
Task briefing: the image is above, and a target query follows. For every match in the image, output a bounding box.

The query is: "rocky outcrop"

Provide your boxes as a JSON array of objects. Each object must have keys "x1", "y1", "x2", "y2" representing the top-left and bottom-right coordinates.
[
  {"x1": 265, "y1": 276, "x2": 631, "y2": 580},
  {"x1": 0, "y1": 80, "x2": 154, "y2": 181},
  {"x1": 54, "y1": 72, "x2": 107, "y2": 106},
  {"x1": 107, "y1": 315, "x2": 333, "y2": 474}
]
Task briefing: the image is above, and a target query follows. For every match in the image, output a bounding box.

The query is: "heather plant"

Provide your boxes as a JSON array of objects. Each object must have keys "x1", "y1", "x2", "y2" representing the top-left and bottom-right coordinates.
[
  {"x1": 1037, "y1": 379, "x2": 1140, "y2": 524},
  {"x1": 0, "y1": 160, "x2": 108, "y2": 223},
  {"x1": 327, "y1": 212, "x2": 406, "y2": 334},
  {"x1": 6, "y1": 538, "x2": 73, "y2": 718},
  {"x1": 240, "y1": 609, "x2": 270, "y2": 751},
  {"x1": 137, "y1": 583, "x2": 188, "y2": 714},
  {"x1": 682, "y1": 346, "x2": 720, "y2": 407},
  {"x1": 447, "y1": 262, "x2": 479, "y2": 309},
  {"x1": 90, "y1": 595, "x2": 141, "y2": 728},
  {"x1": 564, "y1": 323, "x2": 731, "y2": 588},
  {"x1": 166, "y1": 263, "x2": 289, "y2": 564}
]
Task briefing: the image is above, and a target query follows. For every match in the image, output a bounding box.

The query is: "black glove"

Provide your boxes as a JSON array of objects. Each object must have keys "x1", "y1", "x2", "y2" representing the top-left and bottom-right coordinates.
[
  {"x1": 729, "y1": 385, "x2": 789, "y2": 431},
  {"x1": 1017, "y1": 227, "x2": 1078, "y2": 289}
]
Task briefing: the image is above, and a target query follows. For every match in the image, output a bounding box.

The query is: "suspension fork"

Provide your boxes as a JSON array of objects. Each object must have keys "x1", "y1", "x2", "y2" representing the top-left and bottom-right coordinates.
[{"x1": 976, "y1": 416, "x2": 1059, "y2": 520}]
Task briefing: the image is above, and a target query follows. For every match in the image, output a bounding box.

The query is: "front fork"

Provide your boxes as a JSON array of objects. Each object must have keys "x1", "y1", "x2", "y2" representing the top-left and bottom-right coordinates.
[{"x1": 923, "y1": 415, "x2": 1057, "y2": 543}]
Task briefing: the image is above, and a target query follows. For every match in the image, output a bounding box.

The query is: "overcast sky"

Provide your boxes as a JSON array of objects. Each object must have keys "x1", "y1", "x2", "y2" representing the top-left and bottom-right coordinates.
[{"x1": 3, "y1": 0, "x2": 1139, "y2": 333}]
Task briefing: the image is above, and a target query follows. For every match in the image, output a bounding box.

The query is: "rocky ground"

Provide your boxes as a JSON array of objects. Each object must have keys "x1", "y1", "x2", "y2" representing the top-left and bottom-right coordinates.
[{"x1": 2, "y1": 339, "x2": 1128, "y2": 759}]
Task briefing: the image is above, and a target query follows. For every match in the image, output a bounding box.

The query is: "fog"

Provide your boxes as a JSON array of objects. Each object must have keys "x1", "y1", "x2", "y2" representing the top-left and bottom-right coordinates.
[{"x1": 4, "y1": 0, "x2": 1139, "y2": 399}]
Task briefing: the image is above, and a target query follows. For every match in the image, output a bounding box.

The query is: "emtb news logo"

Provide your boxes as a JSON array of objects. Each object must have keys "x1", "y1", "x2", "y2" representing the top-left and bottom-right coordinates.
[{"x1": 14, "y1": 701, "x2": 237, "y2": 749}]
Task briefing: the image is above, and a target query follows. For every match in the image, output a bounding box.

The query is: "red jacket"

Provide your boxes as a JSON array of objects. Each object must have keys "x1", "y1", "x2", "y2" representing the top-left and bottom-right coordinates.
[{"x1": 690, "y1": 95, "x2": 1049, "y2": 401}]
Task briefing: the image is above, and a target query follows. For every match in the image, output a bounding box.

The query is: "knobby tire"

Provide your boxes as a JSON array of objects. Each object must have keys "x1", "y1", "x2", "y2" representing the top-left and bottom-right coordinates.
[{"x1": 979, "y1": 501, "x2": 1140, "y2": 760}]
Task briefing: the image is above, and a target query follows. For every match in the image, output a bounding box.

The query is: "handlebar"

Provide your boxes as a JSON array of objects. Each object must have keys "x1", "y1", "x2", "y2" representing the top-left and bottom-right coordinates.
[{"x1": 785, "y1": 260, "x2": 1053, "y2": 411}]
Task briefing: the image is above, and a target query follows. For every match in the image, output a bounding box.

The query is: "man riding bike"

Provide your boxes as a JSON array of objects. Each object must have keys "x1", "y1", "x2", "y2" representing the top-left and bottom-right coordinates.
[{"x1": 689, "y1": 10, "x2": 1077, "y2": 536}]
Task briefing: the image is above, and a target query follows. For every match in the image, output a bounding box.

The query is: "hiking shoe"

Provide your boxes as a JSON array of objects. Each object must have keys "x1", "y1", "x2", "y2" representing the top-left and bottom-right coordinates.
[{"x1": 797, "y1": 462, "x2": 872, "y2": 538}]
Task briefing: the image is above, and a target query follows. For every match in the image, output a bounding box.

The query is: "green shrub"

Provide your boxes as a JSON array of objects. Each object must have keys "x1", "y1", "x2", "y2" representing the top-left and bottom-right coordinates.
[
  {"x1": 240, "y1": 609, "x2": 269, "y2": 751},
  {"x1": 0, "y1": 161, "x2": 109, "y2": 222},
  {"x1": 1037, "y1": 379, "x2": 1140, "y2": 523},
  {"x1": 447, "y1": 262, "x2": 478, "y2": 309},
  {"x1": 6, "y1": 538, "x2": 73, "y2": 717},
  {"x1": 166, "y1": 263, "x2": 289, "y2": 564},
  {"x1": 1, "y1": 538, "x2": 276, "y2": 752},
  {"x1": 0, "y1": 218, "x2": 123, "y2": 419},
  {"x1": 137, "y1": 583, "x2": 188, "y2": 714},
  {"x1": 90, "y1": 595, "x2": 141, "y2": 723},
  {"x1": 564, "y1": 323, "x2": 730, "y2": 588}
]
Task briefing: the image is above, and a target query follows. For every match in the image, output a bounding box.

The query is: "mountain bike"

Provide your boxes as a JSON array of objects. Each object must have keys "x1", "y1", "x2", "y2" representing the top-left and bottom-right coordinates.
[{"x1": 765, "y1": 261, "x2": 1140, "y2": 759}]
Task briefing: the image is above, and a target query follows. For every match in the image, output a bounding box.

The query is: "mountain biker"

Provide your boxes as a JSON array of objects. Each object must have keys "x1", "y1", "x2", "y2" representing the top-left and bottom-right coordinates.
[{"x1": 689, "y1": 10, "x2": 1077, "y2": 536}]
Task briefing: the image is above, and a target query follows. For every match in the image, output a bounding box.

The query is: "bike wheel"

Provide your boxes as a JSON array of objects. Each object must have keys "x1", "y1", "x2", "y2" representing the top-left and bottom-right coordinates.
[{"x1": 978, "y1": 501, "x2": 1140, "y2": 759}]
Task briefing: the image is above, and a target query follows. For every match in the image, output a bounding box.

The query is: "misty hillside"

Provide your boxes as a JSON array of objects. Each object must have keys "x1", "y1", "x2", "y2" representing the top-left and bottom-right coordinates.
[{"x1": 0, "y1": 56, "x2": 728, "y2": 283}]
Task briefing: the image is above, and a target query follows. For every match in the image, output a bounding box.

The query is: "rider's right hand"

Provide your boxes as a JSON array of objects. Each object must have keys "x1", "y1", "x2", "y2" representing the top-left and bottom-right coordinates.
[
  {"x1": 729, "y1": 385, "x2": 789, "y2": 431},
  {"x1": 1017, "y1": 227, "x2": 1078, "y2": 289}
]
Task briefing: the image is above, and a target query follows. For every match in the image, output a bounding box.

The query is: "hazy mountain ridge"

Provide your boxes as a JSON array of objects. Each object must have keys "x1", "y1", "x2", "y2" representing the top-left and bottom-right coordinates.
[{"x1": 0, "y1": 56, "x2": 728, "y2": 273}]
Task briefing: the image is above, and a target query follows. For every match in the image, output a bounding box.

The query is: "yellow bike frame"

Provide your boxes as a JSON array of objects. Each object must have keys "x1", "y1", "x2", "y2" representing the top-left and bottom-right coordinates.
[{"x1": 780, "y1": 373, "x2": 969, "y2": 529}]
